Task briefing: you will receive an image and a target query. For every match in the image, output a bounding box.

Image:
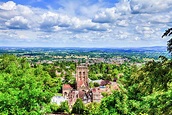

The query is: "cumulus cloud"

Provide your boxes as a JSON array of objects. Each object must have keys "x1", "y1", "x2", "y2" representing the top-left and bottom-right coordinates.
[
  {"x1": 0, "y1": 0, "x2": 171, "y2": 47},
  {"x1": 135, "y1": 26, "x2": 154, "y2": 35},
  {"x1": 116, "y1": 20, "x2": 129, "y2": 27},
  {"x1": 40, "y1": 12, "x2": 71, "y2": 31},
  {"x1": 0, "y1": 1, "x2": 33, "y2": 18},
  {"x1": 71, "y1": 19, "x2": 109, "y2": 32},
  {"x1": 0, "y1": 1, "x2": 16, "y2": 10},
  {"x1": 92, "y1": 0, "x2": 131, "y2": 23},
  {"x1": 130, "y1": 0, "x2": 172, "y2": 14},
  {"x1": 39, "y1": 11, "x2": 108, "y2": 32},
  {"x1": 0, "y1": 1, "x2": 35, "y2": 30},
  {"x1": 56, "y1": 0, "x2": 105, "y2": 18},
  {"x1": 5, "y1": 16, "x2": 29, "y2": 29},
  {"x1": 92, "y1": 8, "x2": 118, "y2": 23}
]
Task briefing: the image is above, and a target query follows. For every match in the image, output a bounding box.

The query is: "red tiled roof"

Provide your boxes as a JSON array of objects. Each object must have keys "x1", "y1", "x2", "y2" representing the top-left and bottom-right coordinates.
[
  {"x1": 92, "y1": 88, "x2": 96, "y2": 92},
  {"x1": 100, "y1": 80, "x2": 110, "y2": 86},
  {"x1": 63, "y1": 84, "x2": 73, "y2": 89},
  {"x1": 92, "y1": 87, "x2": 100, "y2": 93}
]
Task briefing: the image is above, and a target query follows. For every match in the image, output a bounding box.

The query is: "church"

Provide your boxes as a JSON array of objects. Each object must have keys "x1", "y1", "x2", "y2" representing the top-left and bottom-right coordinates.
[
  {"x1": 62, "y1": 64, "x2": 119, "y2": 107},
  {"x1": 62, "y1": 64, "x2": 102, "y2": 107}
]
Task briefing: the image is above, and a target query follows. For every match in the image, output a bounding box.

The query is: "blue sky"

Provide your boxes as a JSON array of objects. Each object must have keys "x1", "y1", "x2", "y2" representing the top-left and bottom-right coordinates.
[{"x1": 0, "y1": 0, "x2": 172, "y2": 47}]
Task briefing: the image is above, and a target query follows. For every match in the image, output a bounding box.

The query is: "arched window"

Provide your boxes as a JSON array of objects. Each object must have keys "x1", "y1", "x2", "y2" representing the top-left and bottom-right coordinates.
[
  {"x1": 83, "y1": 72, "x2": 85, "y2": 80},
  {"x1": 79, "y1": 72, "x2": 81, "y2": 80},
  {"x1": 64, "y1": 92, "x2": 68, "y2": 98}
]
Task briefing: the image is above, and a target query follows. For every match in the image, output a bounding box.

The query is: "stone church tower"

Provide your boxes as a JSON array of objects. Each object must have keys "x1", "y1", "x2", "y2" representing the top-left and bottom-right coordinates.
[{"x1": 76, "y1": 65, "x2": 89, "y2": 91}]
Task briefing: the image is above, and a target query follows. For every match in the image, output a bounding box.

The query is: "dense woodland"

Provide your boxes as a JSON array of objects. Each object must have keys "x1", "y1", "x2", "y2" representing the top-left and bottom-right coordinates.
[{"x1": 0, "y1": 29, "x2": 172, "y2": 114}]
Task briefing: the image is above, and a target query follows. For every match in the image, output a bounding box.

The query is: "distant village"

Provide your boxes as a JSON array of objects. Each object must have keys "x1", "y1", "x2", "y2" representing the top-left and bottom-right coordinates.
[{"x1": 24, "y1": 54, "x2": 129, "y2": 65}]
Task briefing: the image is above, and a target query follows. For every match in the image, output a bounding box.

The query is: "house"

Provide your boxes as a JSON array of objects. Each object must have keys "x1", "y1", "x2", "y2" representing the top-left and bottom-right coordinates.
[{"x1": 51, "y1": 96, "x2": 67, "y2": 105}]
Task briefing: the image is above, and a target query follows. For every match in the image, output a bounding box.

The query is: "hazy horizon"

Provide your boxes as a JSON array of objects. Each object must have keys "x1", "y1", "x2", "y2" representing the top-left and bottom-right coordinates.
[{"x1": 0, "y1": 45, "x2": 167, "y2": 49}]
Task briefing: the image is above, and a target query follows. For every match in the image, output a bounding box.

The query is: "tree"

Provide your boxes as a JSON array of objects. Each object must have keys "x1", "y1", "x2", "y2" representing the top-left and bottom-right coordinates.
[
  {"x1": 51, "y1": 101, "x2": 70, "y2": 114},
  {"x1": 98, "y1": 54, "x2": 172, "y2": 114},
  {"x1": 99, "y1": 90, "x2": 129, "y2": 115},
  {"x1": 59, "y1": 101, "x2": 70, "y2": 113},
  {"x1": 0, "y1": 55, "x2": 62, "y2": 114},
  {"x1": 93, "y1": 82, "x2": 100, "y2": 87},
  {"x1": 71, "y1": 98, "x2": 86, "y2": 114},
  {"x1": 125, "y1": 57, "x2": 172, "y2": 114},
  {"x1": 85, "y1": 102, "x2": 100, "y2": 115},
  {"x1": 162, "y1": 28, "x2": 172, "y2": 55}
]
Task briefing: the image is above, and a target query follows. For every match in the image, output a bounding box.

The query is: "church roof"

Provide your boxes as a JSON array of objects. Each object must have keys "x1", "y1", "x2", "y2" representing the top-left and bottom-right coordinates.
[
  {"x1": 92, "y1": 87, "x2": 100, "y2": 93},
  {"x1": 63, "y1": 84, "x2": 73, "y2": 89}
]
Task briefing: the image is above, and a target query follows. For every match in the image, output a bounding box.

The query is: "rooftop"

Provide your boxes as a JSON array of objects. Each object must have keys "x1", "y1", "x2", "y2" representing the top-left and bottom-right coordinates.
[{"x1": 63, "y1": 84, "x2": 73, "y2": 89}]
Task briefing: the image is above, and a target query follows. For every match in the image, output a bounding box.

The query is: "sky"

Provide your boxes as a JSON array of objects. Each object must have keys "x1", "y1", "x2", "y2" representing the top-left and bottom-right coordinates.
[{"x1": 0, "y1": 0, "x2": 172, "y2": 47}]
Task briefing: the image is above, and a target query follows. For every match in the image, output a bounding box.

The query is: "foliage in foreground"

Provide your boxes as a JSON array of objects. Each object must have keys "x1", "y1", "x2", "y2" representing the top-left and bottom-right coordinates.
[
  {"x1": 0, "y1": 54, "x2": 62, "y2": 114},
  {"x1": 162, "y1": 28, "x2": 172, "y2": 55},
  {"x1": 50, "y1": 101, "x2": 70, "y2": 114},
  {"x1": 97, "y1": 58, "x2": 172, "y2": 115},
  {"x1": 71, "y1": 98, "x2": 87, "y2": 114}
]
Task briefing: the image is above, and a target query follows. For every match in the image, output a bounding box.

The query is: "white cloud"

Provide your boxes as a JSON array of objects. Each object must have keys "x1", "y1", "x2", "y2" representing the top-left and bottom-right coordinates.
[
  {"x1": 150, "y1": 14, "x2": 172, "y2": 24},
  {"x1": 39, "y1": 11, "x2": 109, "y2": 32},
  {"x1": 5, "y1": 16, "x2": 29, "y2": 29},
  {"x1": 92, "y1": 0, "x2": 131, "y2": 23},
  {"x1": 0, "y1": 1, "x2": 16, "y2": 10},
  {"x1": 17, "y1": 4, "x2": 33, "y2": 16},
  {"x1": 116, "y1": 20, "x2": 129, "y2": 27},
  {"x1": 0, "y1": 1, "x2": 33, "y2": 18},
  {"x1": 0, "y1": 0, "x2": 171, "y2": 47},
  {"x1": 135, "y1": 26, "x2": 154, "y2": 35},
  {"x1": 130, "y1": 0, "x2": 172, "y2": 14},
  {"x1": 0, "y1": 1, "x2": 36, "y2": 30},
  {"x1": 71, "y1": 19, "x2": 109, "y2": 32},
  {"x1": 115, "y1": 0, "x2": 131, "y2": 14},
  {"x1": 92, "y1": 7, "x2": 118, "y2": 23},
  {"x1": 40, "y1": 11, "x2": 71, "y2": 31},
  {"x1": 56, "y1": 0, "x2": 105, "y2": 18}
]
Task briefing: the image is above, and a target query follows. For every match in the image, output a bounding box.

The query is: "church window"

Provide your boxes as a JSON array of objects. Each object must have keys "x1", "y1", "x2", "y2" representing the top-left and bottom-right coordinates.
[
  {"x1": 79, "y1": 72, "x2": 81, "y2": 80},
  {"x1": 83, "y1": 72, "x2": 85, "y2": 80}
]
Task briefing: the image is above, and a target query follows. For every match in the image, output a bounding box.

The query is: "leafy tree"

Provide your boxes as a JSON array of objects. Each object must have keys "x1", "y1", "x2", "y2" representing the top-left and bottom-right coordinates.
[
  {"x1": 71, "y1": 98, "x2": 86, "y2": 114},
  {"x1": 162, "y1": 28, "x2": 172, "y2": 55},
  {"x1": 63, "y1": 73, "x2": 75, "y2": 85},
  {"x1": 0, "y1": 55, "x2": 62, "y2": 114},
  {"x1": 99, "y1": 90, "x2": 129, "y2": 115},
  {"x1": 98, "y1": 56, "x2": 172, "y2": 115},
  {"x1": 89, "y1": 73, "x2": 98, "y2": 80},
  {"x1": 93, "y1": 82, "x2": 100, "y2": 87},
  {"x1": 43, "y1": 64, "x2": 57, "y2": 78},
  {"x1": 59, "y1": 101, "x2": 70, "y2": 113},
  {"x1": 140, "y1": 90, "x2": 172, "y2": 115},
  {"x1": 51, "y1": 101, "x2": 70, "y2": 114},
  {"x1": 125, "y1": 58, "x2": 172, "y2": 114},
  {"x1": 85, "y1": 102, "x2": 100, "y2": 115}
]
